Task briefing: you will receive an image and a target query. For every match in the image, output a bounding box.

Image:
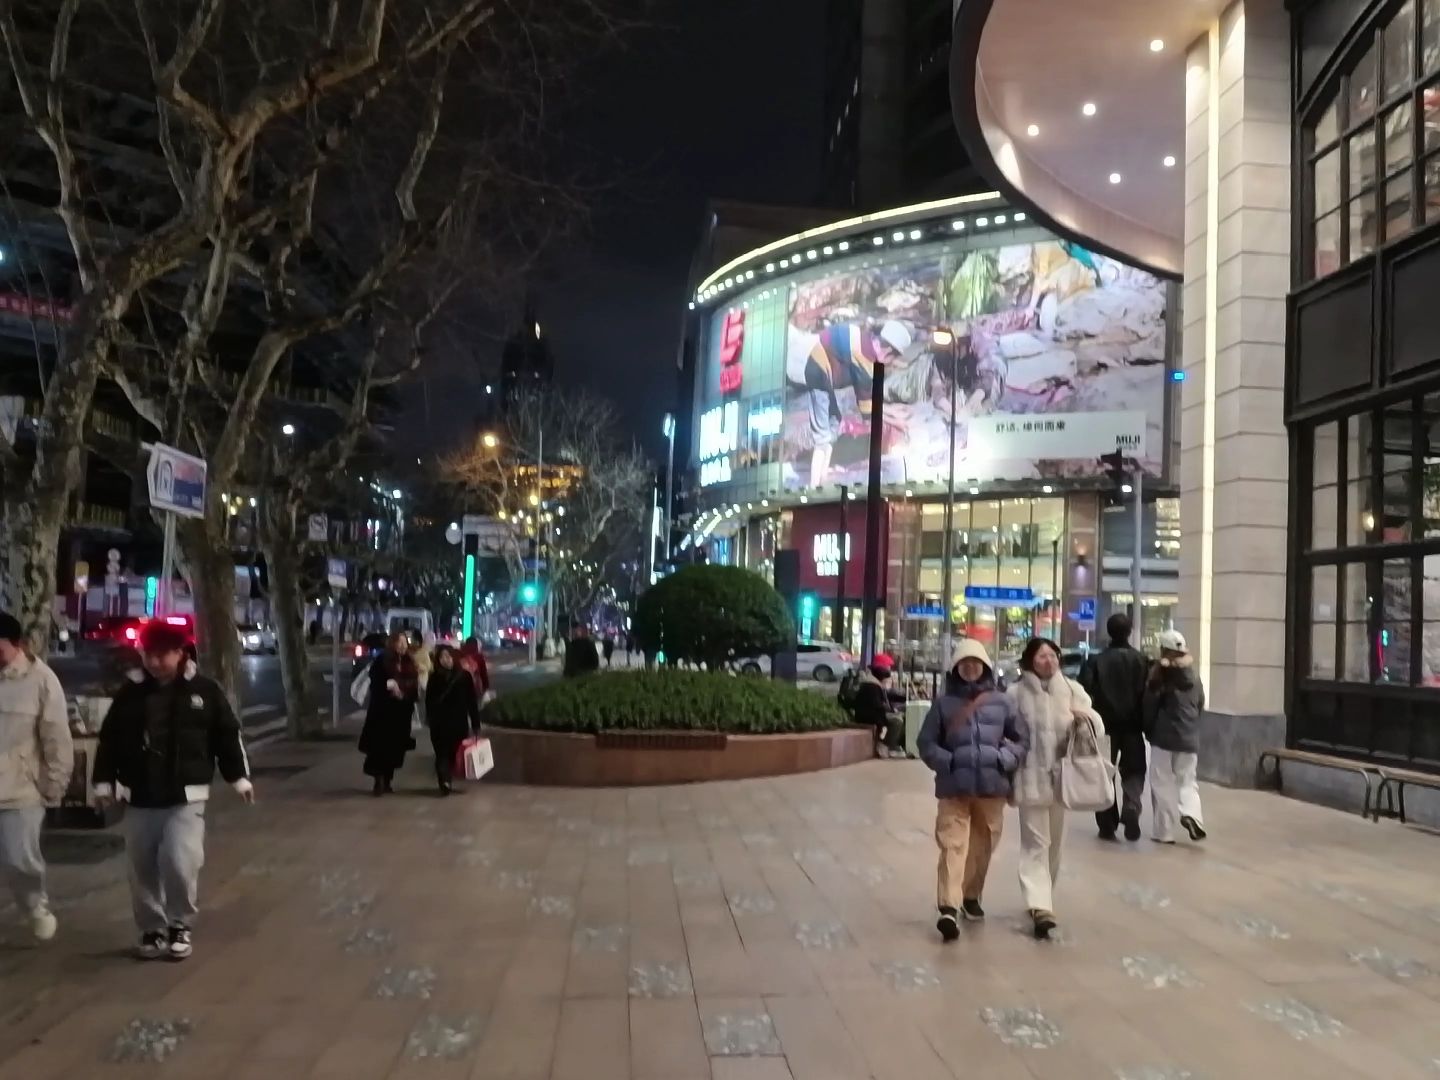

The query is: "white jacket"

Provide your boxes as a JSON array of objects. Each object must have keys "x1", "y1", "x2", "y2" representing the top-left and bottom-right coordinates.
[
  {"x1": 0, "y1": 653, "x2": 75, "y2": 808},
  {"x1": 1008, "y1": 671, "x2": 1104, "y2": 808}
]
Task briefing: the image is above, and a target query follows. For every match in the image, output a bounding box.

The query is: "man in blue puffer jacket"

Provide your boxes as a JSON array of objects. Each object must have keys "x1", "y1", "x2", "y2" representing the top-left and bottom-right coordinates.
[{"x1": 918, "y1": 638, "x2": 1029, "y2": 942}]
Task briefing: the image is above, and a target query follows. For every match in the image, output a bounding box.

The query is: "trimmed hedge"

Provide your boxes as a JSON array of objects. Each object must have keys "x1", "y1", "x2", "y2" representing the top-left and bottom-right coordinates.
[
  {"x1": 633, "y1": 564, "x2": 793, "y2": 670},
  {"x1": 481, "y1": 670, "x2": 850, "y2": 735}
]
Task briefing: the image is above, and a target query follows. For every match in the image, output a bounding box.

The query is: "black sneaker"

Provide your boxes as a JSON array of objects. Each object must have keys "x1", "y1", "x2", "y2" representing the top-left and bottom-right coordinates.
[
  {"x1": 961, "y1": 899, "x2": 985, "y2": 922},
  {"x1": 936, "y1": 909, "x2": 961, "y2": 942},
  {"x1": 1031, "y1": 911, "x2": 1057, "y2": 941},
  {"x1": 136, "y1": 932, "x2": 166, "y2": 961},
  {"x1": 167, "y1": 925, "x2": 193, "y2": 961},
  {"x1": 1181, "y1": 815, "x2": 1207, "y2": 842},
  {"x1": 1122, "y1": 811, "x2": 1142, "y2": 842},
  {"x1": 1097, "y1": 827, "x2": 1118, "y2": 842}
]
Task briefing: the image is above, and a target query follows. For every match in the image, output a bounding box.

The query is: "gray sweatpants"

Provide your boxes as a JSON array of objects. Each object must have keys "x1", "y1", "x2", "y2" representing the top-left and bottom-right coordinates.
[
  {"x1": 125, "y1": 803, "x2": 206, "y2": 933},
  {"x1": 0, "y1": 807, "x2": 48, "y2": 915}
]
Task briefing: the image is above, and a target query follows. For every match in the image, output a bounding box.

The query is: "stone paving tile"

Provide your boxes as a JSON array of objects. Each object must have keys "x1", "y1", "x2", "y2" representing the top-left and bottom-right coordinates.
[{"x1": 10, "y1": 741, "x2": 1440, "y2": 1078}]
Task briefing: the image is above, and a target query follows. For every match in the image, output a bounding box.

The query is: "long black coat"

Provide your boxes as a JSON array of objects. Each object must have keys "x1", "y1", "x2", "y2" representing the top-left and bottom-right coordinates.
[
  {"x1": 425, "y1": 667, "x2": 481, "y2": 753},
  {"x1": 358, "y1": 653, "x2": 419, "y2": 775}
]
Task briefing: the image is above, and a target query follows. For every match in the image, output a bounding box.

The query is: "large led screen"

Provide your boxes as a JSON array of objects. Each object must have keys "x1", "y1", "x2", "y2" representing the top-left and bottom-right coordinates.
[{"x1": 778, "y1": 240, "x2": 1168, "y2": 490}]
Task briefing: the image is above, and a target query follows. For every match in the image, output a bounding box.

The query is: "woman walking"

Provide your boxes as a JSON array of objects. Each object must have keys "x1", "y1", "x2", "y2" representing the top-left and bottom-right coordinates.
[
  {"x1": 357, "y1": 632, "x2": 419, "y2": 796},
  {"x1": 1145, "y1": 629, "x2": 1207, "y2": 844},
  {"x1": 917, "y1": 640, "x2": 1028, "y2": 942},
  {"x1": 1009, "y1": 636, "x2": 1104, "y2": 939},
  {"x1": 425, "y1": 646, "x2": 482, "y2": 796}
]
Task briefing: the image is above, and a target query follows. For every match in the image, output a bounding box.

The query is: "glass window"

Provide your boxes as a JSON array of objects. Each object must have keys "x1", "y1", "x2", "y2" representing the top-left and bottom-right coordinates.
[
  {"x1": 1350, "y1": 127, "x2": 1378, "y2": 192},
  {"x1": 1425, "y1": 153, "x2": 1440, "y2": 220},
  {"x1": 1314, "y1": 211, "x2": 1342, "y2": 276},
  {"x1": 1423, "y1": 553, "x2": 1440, "y2": 684},
  {"x1": 1347, "y1": 413, "x2": 1375, "y2": 547},
  {"x1": 1427, "y1": 0, "x2": 1440, "y2": 75},
  {"x1": 1316, "y1": 98, "x2": 1341, "y2": 147},
  {"x1": 1315, "y1": 148, "x2": 1343, "y2": 214},
  {"x1": 1424, "y1": 82, "x2": 1440, "y2": 153},
  {"x1": 1342, "y1": 562, "x2": 1375, "y2": 681},
  {"x1": 1351, "y1": 42, "x2": 1379, "y2": 123},
  {"x1": 1385, "y1": 169, "x2": 1415, "y2": 238},
  {"x1": 1380, "y1": 558, "x2": 1413, "y2": 682},
  {"x1": 1311, "y1": 565, "x2": 1339, "y2": 678},
  {"x1": 1385, "y1": 1, "x2": 1416, "y2": 97},
  {"x1": 1311, "y1": 422, "x2": 1342, "y2": 549},
  {"x1": 1349, "y1": 194, "x2": 1379, "y2": 259},
  {"x1": 1383, "y1": 102, "x2": 1414, "y2": 174}
]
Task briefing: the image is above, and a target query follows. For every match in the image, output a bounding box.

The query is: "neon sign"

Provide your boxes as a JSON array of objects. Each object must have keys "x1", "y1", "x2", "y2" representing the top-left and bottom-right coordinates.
[
  {"x1": 699, "y1": 402, "x2": 739, "y2": 487},
  {"x1": 718, "y1": 310, "x2": 744, "y2": 394},
  {"x1": 812, "y1": 532, "x2": 852, "y2": 578}
]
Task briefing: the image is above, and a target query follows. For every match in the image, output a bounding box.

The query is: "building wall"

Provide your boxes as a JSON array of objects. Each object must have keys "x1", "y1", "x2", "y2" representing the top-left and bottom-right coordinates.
[{"x1": 1180, "y1": 0, "x2": 1293, "y2": 782}]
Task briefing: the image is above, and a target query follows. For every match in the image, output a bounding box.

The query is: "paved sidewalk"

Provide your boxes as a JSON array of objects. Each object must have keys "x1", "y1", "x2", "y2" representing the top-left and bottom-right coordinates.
[{"x1": 5, "y1": 740, "x2": 1440, "y2": 1079}]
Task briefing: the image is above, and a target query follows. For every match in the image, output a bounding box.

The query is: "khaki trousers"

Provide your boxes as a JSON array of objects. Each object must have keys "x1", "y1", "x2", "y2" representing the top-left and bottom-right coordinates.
[{"x1": 934, "y1": 796, "x2": 1005, "y2": 910}]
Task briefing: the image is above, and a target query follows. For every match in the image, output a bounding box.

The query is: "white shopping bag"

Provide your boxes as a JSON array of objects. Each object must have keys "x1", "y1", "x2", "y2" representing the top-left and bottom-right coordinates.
[
  {"x1": 349, "y1": 668, "x2": 371, "y2": 708},
  {"x1": 462, "y1": 737, "x2": 494, "y2": 781}
]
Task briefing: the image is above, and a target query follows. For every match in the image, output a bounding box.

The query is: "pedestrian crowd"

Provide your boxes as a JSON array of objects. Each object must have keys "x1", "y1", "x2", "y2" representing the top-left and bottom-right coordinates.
[
  {"x1": 1, "y1": 600, "x2": 1204, "y2": 965},
  {"x1": 917, "y1": 614, "x2": 1206, "y2": 941}
]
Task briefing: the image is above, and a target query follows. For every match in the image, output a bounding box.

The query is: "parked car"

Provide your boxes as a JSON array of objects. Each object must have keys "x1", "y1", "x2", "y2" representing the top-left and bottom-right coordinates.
[
  {"x1": 738, "y1": 641, "x2": 856, "y2": 683},
  {"x1": 237, "y1": 622, "x2": 278, "y2": 655}
]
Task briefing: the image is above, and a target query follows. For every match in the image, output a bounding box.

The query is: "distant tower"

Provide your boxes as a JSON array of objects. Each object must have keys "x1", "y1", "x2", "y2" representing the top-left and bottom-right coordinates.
[{"x1": 500, "y1": 295, "x2": 555, "y2": 407}]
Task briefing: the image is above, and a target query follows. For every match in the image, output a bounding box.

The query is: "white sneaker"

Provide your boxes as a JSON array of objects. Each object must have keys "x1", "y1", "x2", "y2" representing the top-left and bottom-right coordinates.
[{"x1": 30, "y1": 906, "x2": 57, "y2": 942}]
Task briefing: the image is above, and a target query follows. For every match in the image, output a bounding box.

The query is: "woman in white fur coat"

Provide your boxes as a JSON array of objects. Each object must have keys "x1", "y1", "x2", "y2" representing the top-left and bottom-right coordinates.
[{"x1": 1008, "y1": 636, "x2": 1105, "y2": 939}]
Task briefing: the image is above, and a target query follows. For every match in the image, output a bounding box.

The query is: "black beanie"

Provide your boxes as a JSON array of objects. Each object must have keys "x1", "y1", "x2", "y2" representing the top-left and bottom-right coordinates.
[{"x1": 0, "y1": 612, "x2": 23, "y2": 645}]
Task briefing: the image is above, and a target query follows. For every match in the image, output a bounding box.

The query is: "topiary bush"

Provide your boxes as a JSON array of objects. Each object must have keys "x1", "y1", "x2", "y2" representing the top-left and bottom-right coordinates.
[
  {"x1": 633, "y1": 564, "x2": 793, "y2": 670},
  {"x1": 481, "y1": 670, "x2": 849, "y2": 735}
]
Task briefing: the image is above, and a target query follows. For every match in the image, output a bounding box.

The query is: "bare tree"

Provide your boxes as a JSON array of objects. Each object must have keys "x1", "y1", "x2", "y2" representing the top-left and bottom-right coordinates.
[{"x1": 445, "y1": 388, "x2": 651, "y2": 630}]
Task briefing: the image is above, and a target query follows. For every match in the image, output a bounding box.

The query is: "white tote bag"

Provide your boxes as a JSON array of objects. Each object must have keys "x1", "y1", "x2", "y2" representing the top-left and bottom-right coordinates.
[
  {"x1": 349, "y1": 668, "x2": 371, "y2": 708},
  {"x1": 462, "y1": 737, "x2": 494, "y2": 781},
  {"x1": 1056, "y1": 715, "x2": 1118, "y2": 812}
]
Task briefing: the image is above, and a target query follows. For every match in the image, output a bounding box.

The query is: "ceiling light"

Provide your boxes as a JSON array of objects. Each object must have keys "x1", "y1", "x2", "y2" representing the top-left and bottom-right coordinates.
[
  {"x1": 907, "y1": 229, "x2": 920, "y2": 240},
  {"x1": 687, "y1": 301, "x2": 694, "y2": 310},
  {"x1": 873, "y1": 236, "x2": 884, "y2": 246},
  {"x1": 1163, "y1": 155, "x2": 1177, "y2": 168},
  {"x1": 968, "y1": 486, "x2": 980, "y2": 496},
  {"x1": 822, "y1": 245, "x2": 834, "y2": 256},
  {"x1": 1042, "y1": 485, "x2": 1053, "y2": 493},
  {"x1": 1082, "y1": 102, "x2": 1097, "y2": 117},
  {"x1": 892, "y1": 231, "x2": 905, "y2": 242},
  {"x1": 951, "y1": 220, "x2": 965, "y2": 231},
  {"x1": 994, "y1": 214, "x2": 1007, "y2": 225},
  {"x1": 806, "y1": 250, "x2": 817, "y2": 260},
  {"x1": 1109, "y1": 172, "x2": 1122, "y2": 184},
  {"x1": 838, "y1": 241, "x2": 850, "y2": 251},
  {"x1": 1014, "y1": 211, "x2": 1027, "y2": 221},
  {"x1": 765, "y1": 262, "x2": 775, "y2": 272},
  {"x1": 745, "y1": 270, "x2": 754, "y2": 279},
  {"x1": 800, "y1": 494, "x2": 808, "y2": 503},
  {"x1": 1026, "y1": 123, "x2": 1040, "y2": 137},
  {"x1": 1149, "y1": 38, "x2": 1164, "y2": 52},
  {"x1": 976, "y1": 217, "x2": 989, "y2": 227}
]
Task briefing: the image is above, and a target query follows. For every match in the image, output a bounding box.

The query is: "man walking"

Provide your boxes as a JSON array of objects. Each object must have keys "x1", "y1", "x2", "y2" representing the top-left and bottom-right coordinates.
[
  {"x1": 92, "y1": 621, "x2": 253, "y2": 961},
  {"x1": 1078, "y1": 613, "x2": 1149, "y2": 841},
  {"x1": 562, "y1": 623, "x2": 600, "y2": 678},
  {"x1": 0, "y1": 612, "x2": 73, "y2": 941}
]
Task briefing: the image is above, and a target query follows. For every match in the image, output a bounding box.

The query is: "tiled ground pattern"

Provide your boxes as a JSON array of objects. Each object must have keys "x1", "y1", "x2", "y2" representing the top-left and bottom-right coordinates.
[{"x1": 5, "y1": 740, "x2": 1440, "y2": 1078}]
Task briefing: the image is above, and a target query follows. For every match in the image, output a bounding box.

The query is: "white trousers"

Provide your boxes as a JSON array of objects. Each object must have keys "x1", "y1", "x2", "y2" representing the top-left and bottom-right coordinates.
[
  {"x1": 1017, "y1": 802, "x2": 1066, "y2": 916},
  {"x1": 1149, "y1": 750, "x2": 1203, "y2": 842},
  {"x1": 0, "y1": 807, "x2": 48, "y2": 915}
]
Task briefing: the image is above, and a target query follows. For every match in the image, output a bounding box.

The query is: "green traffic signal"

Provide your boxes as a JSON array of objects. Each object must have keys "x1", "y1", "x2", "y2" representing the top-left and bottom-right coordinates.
[{"x1": 519, "y1": 582, "x2": 541, "y2": 605}]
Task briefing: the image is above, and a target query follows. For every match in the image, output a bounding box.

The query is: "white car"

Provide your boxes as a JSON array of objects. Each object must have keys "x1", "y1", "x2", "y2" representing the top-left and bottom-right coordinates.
[
  {"x1": 237, "y1": 622, "x2": 278, "y2": 654},
  {"x1": 738, "y1": 641, "x2": 856, "y2": 683}
]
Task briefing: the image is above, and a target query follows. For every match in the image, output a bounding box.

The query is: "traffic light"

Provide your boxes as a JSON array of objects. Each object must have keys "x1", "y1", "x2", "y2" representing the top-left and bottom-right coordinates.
[
  {"x1": 519, "y1": 581, "x2": 542, "y2": 605},
  {"x1": 144, "y1": 576, "x2": 159, "y2": 616},
  {"x1": 1100, "y1": 450, "x2": 1127, "y2": 492},
  {"x1": 799, "y1": 591, "x2": 818, "y2": 640}
]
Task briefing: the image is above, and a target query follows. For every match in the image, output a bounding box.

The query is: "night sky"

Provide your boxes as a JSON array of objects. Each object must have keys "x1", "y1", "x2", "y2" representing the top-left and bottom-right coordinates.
[{"x1": 401, "y1": 0, "x2": 828, "y2": 462}]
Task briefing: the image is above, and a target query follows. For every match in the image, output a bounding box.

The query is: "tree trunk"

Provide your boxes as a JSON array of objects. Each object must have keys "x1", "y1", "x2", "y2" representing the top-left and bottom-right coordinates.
[
  {"x1": 179, "y1": 514, "x2": 242, "y2": 708},
  {"x1": 265, "y1": 530, "x2": 321, "y2": 738}
]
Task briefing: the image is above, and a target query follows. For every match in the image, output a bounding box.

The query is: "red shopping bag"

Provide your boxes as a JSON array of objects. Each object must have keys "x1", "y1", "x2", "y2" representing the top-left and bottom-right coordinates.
[{"x1": 454, "y1": 736, "x2": 494, "y2": 780}]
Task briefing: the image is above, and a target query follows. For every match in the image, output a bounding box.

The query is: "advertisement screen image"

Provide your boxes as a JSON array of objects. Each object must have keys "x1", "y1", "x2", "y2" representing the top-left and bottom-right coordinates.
[{"x1": 780, "y1": 240, "x2": 1168, "y2": 490}]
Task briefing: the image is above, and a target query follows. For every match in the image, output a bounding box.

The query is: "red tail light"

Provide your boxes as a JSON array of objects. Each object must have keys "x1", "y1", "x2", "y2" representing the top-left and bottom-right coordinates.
[{"x1": 165, "y1": 616, "x2": 188, "y2": 626}]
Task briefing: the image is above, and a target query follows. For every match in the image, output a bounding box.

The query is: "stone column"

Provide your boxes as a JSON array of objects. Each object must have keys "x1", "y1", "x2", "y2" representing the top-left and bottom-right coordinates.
[{"x1": 1179, "y1": 0, "x2": 1292, "y2": 785}]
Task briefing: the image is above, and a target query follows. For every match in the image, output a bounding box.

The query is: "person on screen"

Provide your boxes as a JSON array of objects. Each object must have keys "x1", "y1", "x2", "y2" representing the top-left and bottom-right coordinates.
[{"x1": 800, "y1": 320, "x2": 912, "y2": 487}]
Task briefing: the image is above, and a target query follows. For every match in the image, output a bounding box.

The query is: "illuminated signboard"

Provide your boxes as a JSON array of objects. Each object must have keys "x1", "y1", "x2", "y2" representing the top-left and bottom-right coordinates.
[
  {"x1": 812, "y1": 532, "x2": 852, "y2": 578},
  {"x1": 718, "y1": 310, "x2": 744, "y2": 394},
  {"x1": 747, "y1": 405, "x2": 782, "y2": 438},
  {"x1": 699, "y1": 402, "x2": 739, "y2": 487}
]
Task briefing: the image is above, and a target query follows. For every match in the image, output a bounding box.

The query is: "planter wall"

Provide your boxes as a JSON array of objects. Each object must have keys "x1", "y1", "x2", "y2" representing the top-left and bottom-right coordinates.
[{"x1": 481, "y1": 725, "x2": 873, "y2": 787}]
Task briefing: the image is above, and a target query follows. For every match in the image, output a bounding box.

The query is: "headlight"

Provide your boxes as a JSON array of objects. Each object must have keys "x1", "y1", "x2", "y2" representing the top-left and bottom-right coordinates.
[{"x1": 244, "y1": 634, "x2": 260, "y2": 647}]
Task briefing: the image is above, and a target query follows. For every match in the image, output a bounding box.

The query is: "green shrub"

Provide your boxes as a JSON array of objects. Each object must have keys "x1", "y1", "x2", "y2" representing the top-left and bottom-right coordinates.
[
  {"x1": 482, "y1": 670, "x2": 850, "y2": 735},
  {"x1": 633, "y1": 564, "x2": 793, "y2": 670}
]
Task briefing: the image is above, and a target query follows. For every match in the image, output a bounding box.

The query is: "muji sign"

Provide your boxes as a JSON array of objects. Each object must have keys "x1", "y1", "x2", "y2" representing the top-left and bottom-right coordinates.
[{"x1": 718, "y1": 309, "x2": 744, "y2": 394}]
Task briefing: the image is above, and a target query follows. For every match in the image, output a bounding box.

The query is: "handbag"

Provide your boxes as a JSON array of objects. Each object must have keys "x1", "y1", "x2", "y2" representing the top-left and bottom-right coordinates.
[
  {"x1": 1055, "y1": 714, "x2": 1118, "y2": 812},
  {"x1": 455, "y1": 736, "x2": 494, "y2": 781},
  {"x1": 349, "y1": 668, "x2": 371, "y2": 708}
]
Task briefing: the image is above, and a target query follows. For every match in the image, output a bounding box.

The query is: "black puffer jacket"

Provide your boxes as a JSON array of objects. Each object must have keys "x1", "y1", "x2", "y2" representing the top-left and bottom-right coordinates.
[
  {"x1": 1078, "y1": 641, "x2": 1149, "y2": 735},
  {"x1": 92, "y1": 671, "x2": 249, "y2": 808}
]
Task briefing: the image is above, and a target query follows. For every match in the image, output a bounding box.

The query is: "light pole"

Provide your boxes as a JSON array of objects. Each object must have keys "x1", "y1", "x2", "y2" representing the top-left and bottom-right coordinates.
[
  {"x1": 662, "y1": 413, "x2": 676, "y2": 571},
  {"x1": 933, "y1": 327, "x2": 959, "y2": 671}
]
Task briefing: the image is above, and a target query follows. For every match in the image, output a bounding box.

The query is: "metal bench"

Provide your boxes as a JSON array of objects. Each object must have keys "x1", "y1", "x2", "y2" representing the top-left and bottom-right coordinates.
[
  {"x1": 1257, "y1": 748, "x2": 1383, "y2": 820},
  {"x1": 1373, "y1": 765, "x2": 1440, "y2": 824}
]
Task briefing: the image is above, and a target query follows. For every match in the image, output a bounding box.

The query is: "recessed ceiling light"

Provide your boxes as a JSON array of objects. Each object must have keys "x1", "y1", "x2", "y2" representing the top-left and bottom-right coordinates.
[
  {"x1": 976, "y1": 217, "x2": 989, "y2": 227},
  {"x1": 994, "y1": 214, "x2": 1007, "y2": 225},
  {"x1": 892, "y1": 231, "x2": 905, "y2": 242},
  {"x1": 1082, "y1": 102, "x2": 1097, "y2": 117},
  {"x1": 873, "y1": 236, "x2": 884, "y2": 246},
  {"x1": 951, "y1": 220, "x2": 965, "y2": 231},
  {"x1": 1014, "y1": 211, "x2": 1027, "y2": 221},
  {"x1": 1163, "y1": 154, "x2": 1177, "y2": 168},
  {"x1": 1149, "y1": 38, "x2": 1164, "y2": 53},
  {"x1": 838, "y1": 241, "x2": 850, "y2": 251},
  {"x1": 908, "y1": 229, "x2": 922, "y2": 240},
  {"x1": 1109, "y1": 172, "x2": 1122, "y2": 184},
  {"x1": 1026, "y1": 123, "x2": 1040, "y2": 137},
  {"x1": 822, "y1": 245, "x2": 833, "y2": 255}
]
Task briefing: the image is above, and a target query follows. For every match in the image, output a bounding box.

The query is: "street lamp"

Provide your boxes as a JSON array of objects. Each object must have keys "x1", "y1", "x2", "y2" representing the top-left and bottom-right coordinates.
[
  {"x1": 481, "y1": 432, "x2": 499, "y2": 449},
  {"x1": 281, "y1": 423, "x2": 296, "y2": 436},
  {"x1": 662, "y1": 413, "x2": 676, "y2": 569}
]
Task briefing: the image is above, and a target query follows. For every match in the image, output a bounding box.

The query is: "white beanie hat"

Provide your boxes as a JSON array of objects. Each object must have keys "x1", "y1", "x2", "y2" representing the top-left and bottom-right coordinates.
[
  {"x1": 949, "y1": 637, "x2": 992, "y2": 672},
  {"x1": 878, "y1": 320, "x2": 913, "y2": 355}
]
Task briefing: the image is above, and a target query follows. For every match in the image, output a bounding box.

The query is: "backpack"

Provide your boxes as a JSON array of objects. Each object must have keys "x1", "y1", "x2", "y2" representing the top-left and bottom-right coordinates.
[{"x1": 837, "y1": 669, "x2": 863, "y2": 714}]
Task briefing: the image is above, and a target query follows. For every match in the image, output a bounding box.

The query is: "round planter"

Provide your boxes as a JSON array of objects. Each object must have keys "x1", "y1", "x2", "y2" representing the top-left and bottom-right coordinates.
[{"x1": 480, "y1": 725, "x2": 873, "y2": 787}]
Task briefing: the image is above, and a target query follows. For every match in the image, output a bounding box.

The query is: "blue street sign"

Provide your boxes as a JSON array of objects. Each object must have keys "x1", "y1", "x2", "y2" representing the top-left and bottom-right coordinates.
[
  {"x1": 904, "y1": 602, "x2": 946, "y2": 620},
  {"x1": 964, "y1": 585, "x2": 1036, "y2": 605},
  {"x1": 1078, "y1": 598, "x2": 1096, "y2": 620}
]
